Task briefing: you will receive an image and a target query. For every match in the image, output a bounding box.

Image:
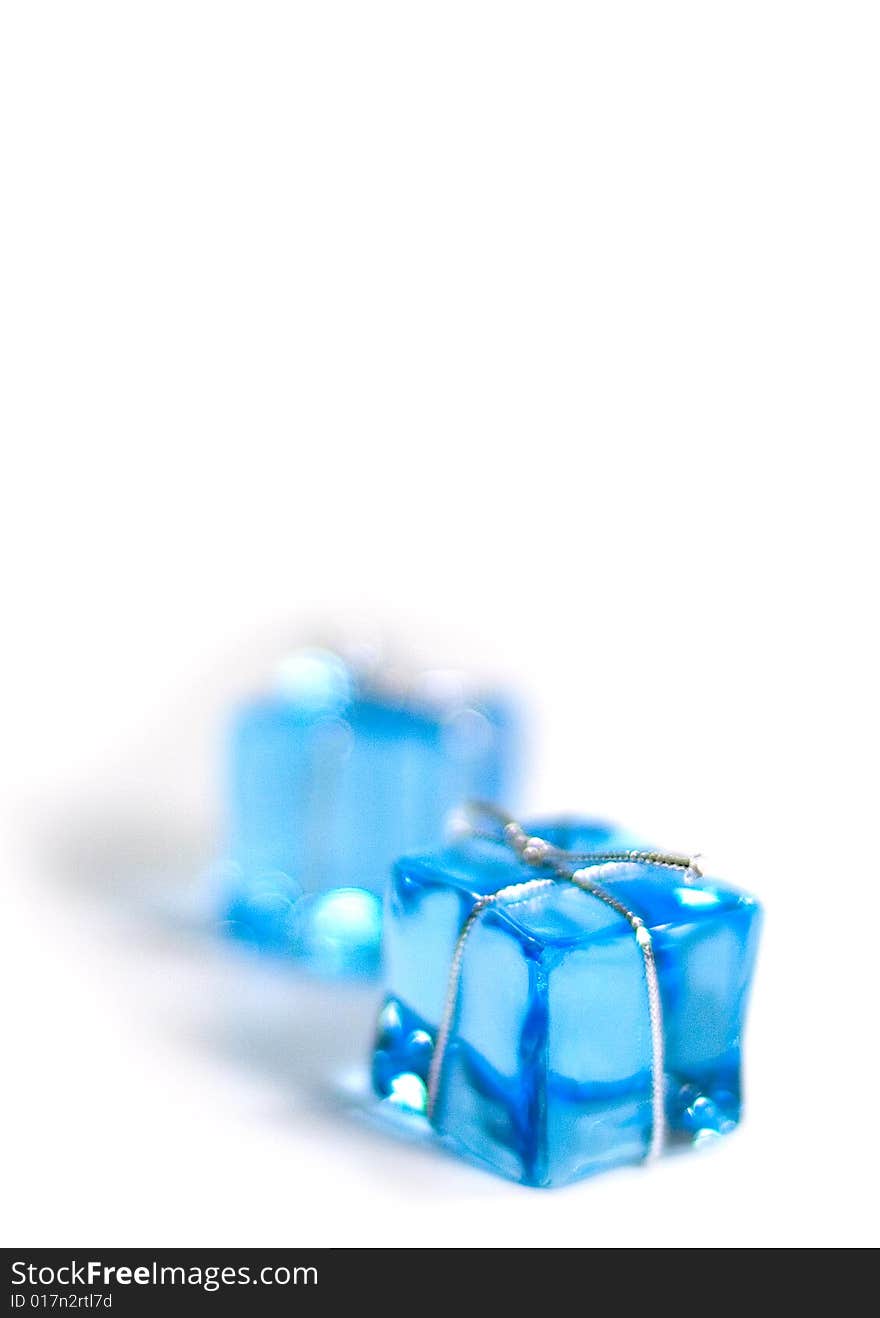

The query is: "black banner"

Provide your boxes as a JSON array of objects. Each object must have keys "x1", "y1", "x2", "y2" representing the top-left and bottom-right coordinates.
[{"x1": 0, "y1": 1246, "x2": 847, "y2": 1312}]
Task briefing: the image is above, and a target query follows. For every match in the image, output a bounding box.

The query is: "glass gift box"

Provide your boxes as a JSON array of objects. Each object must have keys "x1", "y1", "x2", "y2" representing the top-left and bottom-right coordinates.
[
  {"x1": 218, "y1": 651, "x2": 519, "y2": 975},
  {"x1": 372, "y1": 809, "x2": 761, "y2": 1185}
]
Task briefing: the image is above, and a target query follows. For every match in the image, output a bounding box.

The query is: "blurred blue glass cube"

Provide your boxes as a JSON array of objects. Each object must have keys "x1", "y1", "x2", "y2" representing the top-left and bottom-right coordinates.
[
  {"x1": 220, "y1": 650, "x2": 519, "y2": 975},
  {"x1": 372, "y1": 818, "x2": 761, "y2": 1185}
]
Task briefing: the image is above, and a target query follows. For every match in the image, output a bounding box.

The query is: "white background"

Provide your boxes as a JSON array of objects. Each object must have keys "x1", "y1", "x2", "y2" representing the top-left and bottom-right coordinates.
[{"x1": 2, "y1": 3, "x2": 877, "y2": 1248}]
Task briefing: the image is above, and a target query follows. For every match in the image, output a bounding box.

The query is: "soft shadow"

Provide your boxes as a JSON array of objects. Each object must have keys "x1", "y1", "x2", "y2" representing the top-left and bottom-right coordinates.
[{"x1": 30, "y1": 803, "x2": 500, "y2": 1195}]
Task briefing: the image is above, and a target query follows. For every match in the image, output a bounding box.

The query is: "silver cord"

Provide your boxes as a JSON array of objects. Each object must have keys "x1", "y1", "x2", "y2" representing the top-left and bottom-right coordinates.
[
  {"x1": 426, "y1": 802, "x2": 701, "y2": 1157},
  {"x1": 567, "y1": 867, "x2": 667, "y2": 1159},
  {"x1": 425, "y1": 877, "x2": 556, "y2": 1120}
]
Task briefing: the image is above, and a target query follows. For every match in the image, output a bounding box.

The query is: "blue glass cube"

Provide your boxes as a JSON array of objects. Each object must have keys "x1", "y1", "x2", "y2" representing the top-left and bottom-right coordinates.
[
  {"x1": 372, "y1": 817, "x2": 761, "y2": 1185},
  {"x1": 219, "y1": 651, "x2": 518, "y2": 975}
]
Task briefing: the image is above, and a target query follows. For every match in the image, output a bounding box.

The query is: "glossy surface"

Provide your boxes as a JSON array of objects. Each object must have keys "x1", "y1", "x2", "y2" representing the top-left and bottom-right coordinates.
[
  {"x1": 372, "y1": 819, "x2": 761, "y2": 1184},
  {"x1": 220, "y1": 651, "x2": 518, "y2": 975}
]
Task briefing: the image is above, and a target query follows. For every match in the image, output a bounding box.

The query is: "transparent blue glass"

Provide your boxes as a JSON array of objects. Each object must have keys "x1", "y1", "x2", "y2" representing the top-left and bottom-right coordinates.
[
  {"x1": 372, "y1": 818, "x2": 761, "y2": 1185},
  {"x1": 219, "y1": 651, "x2": 519, "y2": 975}
]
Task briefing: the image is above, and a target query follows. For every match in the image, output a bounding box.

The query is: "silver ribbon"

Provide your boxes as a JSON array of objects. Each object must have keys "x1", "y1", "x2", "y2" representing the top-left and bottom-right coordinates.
[{"x1": 425, "y1": 801, "x2": 702, "y2": 1160}]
